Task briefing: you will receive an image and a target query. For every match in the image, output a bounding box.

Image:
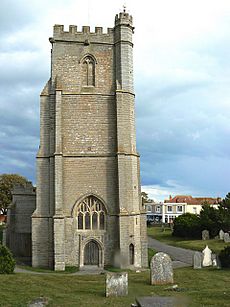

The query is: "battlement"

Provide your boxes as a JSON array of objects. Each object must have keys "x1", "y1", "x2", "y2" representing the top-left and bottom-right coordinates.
[
  {"x1": 52, "y1": 24, "x2": 114, "y2": 44},
  {"x1": 115, "y1": 12, "x2": 133, "y2": 26},
  {"x1": 12, "y1": 182, "x2": 36, "y2": 195}
]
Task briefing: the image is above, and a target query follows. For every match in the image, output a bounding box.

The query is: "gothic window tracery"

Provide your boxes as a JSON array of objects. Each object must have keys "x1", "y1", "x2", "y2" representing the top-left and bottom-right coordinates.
[
  {"x1": 75, "y1": 196, "x2": 106, "y2": 230},
  {"x1": 82, "y1": 56, "x2": 95, "y2": 86}
]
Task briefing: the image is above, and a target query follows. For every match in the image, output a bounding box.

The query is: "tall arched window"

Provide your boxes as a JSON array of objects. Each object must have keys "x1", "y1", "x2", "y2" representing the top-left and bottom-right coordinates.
[
  {"x1": 75, "y1": 195, "x2": 106, "y2": 230},
  {"x1": 129, "y1": 244, "x2": 134, "y2": 265},
  {"x1": 82, "y1": 56, "x2": 95, "y2": 86}
]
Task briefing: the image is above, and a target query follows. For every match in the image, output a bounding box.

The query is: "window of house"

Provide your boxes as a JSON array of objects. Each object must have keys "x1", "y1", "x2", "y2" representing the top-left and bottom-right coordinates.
[
  {"x1": 167, "y1": 206, "x2": 172, "y2": 212},
  {"x1": 177, "y1": 205, "x2": 183, "y2": 212},
  {"x1": 147, "y1": 205, "x2": 152, "y2": 212},
  {"x1": 75, "y1": 196, "x2": 106, "y2": 230},
  {"x1": 156, "y1": 206, "x2": 161, "y2": 213},
  {"x1": 193, "y1": 207, "x2": 197, "y2": 214}
]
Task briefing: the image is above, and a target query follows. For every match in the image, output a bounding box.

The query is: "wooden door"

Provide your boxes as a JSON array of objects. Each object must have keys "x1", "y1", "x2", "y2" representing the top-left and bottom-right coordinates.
[{"x1": 84, "y1": 240, "x2": 99, "y2": 265}]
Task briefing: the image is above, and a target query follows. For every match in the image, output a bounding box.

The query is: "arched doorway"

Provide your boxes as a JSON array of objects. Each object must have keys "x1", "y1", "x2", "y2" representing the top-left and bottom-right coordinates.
[{"x1": 84, "y1": 240, "x2": 99, "y2": 265}]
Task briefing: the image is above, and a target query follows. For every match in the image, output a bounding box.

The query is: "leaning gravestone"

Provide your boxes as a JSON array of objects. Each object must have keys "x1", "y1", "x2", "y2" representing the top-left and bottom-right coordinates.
[
  {"x1": 219, "y1": 229, "x2": 224, "y2": 240},
  {"x1": 224, "y1": 233, "x2": 230, "y2": 243},
  {"x1": 211, "y1": 254, "x2": 221, "y2": 269},
  {"x1": 202, "y1": 230, "x2": 209, "y2": 240},
  {"x1": 150, "y1": 252, "x2": 173, "y2": 285},
  {"x1": 105, "y1": 272, "x2": 128, "y2": 297},
  {"x1": 135, "y1": 296, "x2": 187, "y2": 307},
  {"x1": 28, "y1": 297, "x2": 49, "y2": 307},
  {"x1": 193, "y1": 251, "x2": 202, "y2": 269},
  {"x1": 202, "y1": 245, "x2": 212, "y2": 267}
]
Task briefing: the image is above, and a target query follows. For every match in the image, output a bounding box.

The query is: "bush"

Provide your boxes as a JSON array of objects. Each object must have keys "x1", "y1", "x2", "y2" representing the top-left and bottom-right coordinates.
[
  {"x1": 219, "y1": 246, "x2": 230, "y2": 268},
  {"x1": 172, "y1": 213, "x2": 201, "y2": 238},
  {"x1": 0, "y1": 244, "x2": 16, "y2": 274},
  {"x1": 200, "y1": 203, "x2": 223, "y2": 238}
]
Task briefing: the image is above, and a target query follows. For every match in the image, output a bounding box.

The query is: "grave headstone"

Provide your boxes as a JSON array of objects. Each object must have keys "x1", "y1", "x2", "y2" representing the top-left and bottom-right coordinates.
[
  {"x1": 202, "y1": 245, "x2": 212, "y2": 267},
  {"x1": 202, "y1": 230, "x2": 209, "y2": 240},
  {"x1": 193, "y1": 251, "x2": 202, "y2": 269},
  {"x1": 219, "y1": 230, "x2": 224, "y2": 240},
  {"x1": 224, "y1": 233, "x2": 230, "y2": 243},
  {"x1": 105, "y1": 272, "x2": 128, "y2": 297},
  {"x1": 28, "y1": 297, "x2": 48, "y2": 307},
  {"x1": 135, "y1": 296, "x2": 187, "y2": 307},
  {"x1": 211, "y1": 254, "x2": 221, "y2": 269},
  {"x1": 216, "y1": 255, "x2": 222, "y2": 269},
  {"x1": 150, "y1": 252, "x2": 173, "y2": 285}
]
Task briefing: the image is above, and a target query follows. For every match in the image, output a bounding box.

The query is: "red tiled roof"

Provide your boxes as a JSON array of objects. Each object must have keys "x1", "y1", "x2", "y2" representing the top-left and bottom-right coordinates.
[
  {"x1": 0, "y1": 215, "x2": 6, "y2": 223},
  {"x1": 164, "y1": 195, "x2": 219, "y2": 205}
]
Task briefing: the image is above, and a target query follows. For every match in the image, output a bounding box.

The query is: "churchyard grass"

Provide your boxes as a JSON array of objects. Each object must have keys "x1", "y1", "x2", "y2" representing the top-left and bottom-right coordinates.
[
  {"x1": 0, "y1": 267, "x2": 230, "y2": 306},
  {"x1": 147, "y1": 226, "x2": 230, "y2": 253}
]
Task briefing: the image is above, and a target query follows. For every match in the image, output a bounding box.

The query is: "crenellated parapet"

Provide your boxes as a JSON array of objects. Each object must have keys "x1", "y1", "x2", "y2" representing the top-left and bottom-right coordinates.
[
  {"x1": 51, "y1": 25, "x2": 114, "y2": 44},
  {"x1": 11, "y1": 182, "x2": 36, "y2": 196},
  {"x1": 115, "y1": 12, "x2": 133, "y2": 28}
]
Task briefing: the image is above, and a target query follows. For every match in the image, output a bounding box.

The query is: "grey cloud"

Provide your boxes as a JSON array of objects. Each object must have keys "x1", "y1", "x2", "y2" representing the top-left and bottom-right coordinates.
[{"x1": 0, "y1": 1, "x2": 40, "y2": 35}]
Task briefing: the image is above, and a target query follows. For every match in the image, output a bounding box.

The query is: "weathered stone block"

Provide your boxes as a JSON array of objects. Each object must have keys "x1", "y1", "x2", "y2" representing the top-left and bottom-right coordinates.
[
  {"x1": 224, "y1": 233, "x2": 230, "y2": 243},
  {"x1": 219, "y1": 229, "x2": 224, "y2": 240},
  {"x1": 202, "y1": 230, "x2": 209, "y2": 240},
  {"x1": 193, "y1": 251, "x2": 202, "y2": 269},
  {"x1": 105, "y1": 272, "x2": 128, "y2": 297},
  {"x1": 150, "y1": 252, "x2": 173, "y2": 285}
]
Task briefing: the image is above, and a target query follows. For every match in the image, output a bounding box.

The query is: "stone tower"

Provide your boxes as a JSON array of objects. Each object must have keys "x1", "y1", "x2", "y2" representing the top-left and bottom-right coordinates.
[{"x1": 32, "y1": 10, "x2": 148, "y2": 270}]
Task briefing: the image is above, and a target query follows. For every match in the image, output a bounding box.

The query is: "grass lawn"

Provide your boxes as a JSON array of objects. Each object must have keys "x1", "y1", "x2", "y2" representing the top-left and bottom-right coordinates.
[
  {"x1": 17, "y1": 265, "x2": 79, "y2": 274},
  {"x1": 148, "y1": 226, "x2": 230, "y2": 254},
  {"x1": 0, "y1": 267, "x2": 230, "y2": 306}
]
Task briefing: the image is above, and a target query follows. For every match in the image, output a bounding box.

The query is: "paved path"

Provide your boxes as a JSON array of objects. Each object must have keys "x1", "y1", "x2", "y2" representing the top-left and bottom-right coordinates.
[
  {"x1": 148, "y1": 236, "x2": 196, "y2": 267},
  {"x1": 15, "y1": 266, "x2": 105, "y2": 275}
]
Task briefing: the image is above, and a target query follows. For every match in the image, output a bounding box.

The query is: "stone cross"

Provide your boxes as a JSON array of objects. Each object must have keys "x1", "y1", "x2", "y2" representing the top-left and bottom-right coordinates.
[
  {"x1": 219, "y1": 229, "x2": 224, "y2": 240},
  {"x1": 150, "y1": 252, "x2": 173, "y2": 285},
  {"x1": 105, "y1": 272, "x2": 128, "y2": 297},
  {"x1": 224, "y1": 233, "x2": 230, "y2": 243},
  {"x1": 193, "y1": 251, "x2": 202, "y2": 269},
  {"x1": 202, "y1": 245, "x2": 212, "y2": 267},
  {"x1": 202, "y1": 229, "x2": 209, "y2": 240}
]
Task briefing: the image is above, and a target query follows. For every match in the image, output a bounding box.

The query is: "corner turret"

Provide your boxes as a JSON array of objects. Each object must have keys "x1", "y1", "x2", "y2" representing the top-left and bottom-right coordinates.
[
  {"x1": 114, "y1": 8, "x2": 134, "y2": 93},
  {"x1": 115, "y1": 10, "x2": 133, "y2": 29}
]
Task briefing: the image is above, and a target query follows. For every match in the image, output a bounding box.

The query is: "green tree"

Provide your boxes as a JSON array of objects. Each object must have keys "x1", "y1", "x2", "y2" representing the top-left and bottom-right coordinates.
[
  {"x1": 0, "y1": 174, "x2": 29, "y2": 215},
  {"x1": 141, "y1": 191, "x2": 153, "y2": 204},
  {"x1": 172, "y1": 213, "x2": 201, "y2": 238},
  {"x1": 218, "y1": 193, "x2": 230, "y2": 231},
  {"x1": 200, "y1": 202, "x2": 222, "y2": 238},
  {"x1": 0, "y1": 244, "x2": 16, "y2": 274}
]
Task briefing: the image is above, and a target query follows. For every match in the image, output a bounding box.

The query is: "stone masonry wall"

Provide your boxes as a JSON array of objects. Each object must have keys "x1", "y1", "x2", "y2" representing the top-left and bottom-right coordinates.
[
  {"x1": 6, "y1": 183, "x2": 36, "y2": 263},
  {"x1": 62, "y1": 95, "x2": 116, "y2": 154}
]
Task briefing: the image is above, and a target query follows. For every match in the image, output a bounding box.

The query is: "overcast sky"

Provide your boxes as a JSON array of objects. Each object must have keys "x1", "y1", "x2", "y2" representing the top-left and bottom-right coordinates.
[{"x1": 0, "y1": 0, "x2": 230, "y2": 201}]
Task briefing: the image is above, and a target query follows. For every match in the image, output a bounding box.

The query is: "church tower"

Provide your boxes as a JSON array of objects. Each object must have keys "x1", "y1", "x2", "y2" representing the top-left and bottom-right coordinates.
[{"x1": 32, "y1": 10, "x2": 148, "y2": 270}]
